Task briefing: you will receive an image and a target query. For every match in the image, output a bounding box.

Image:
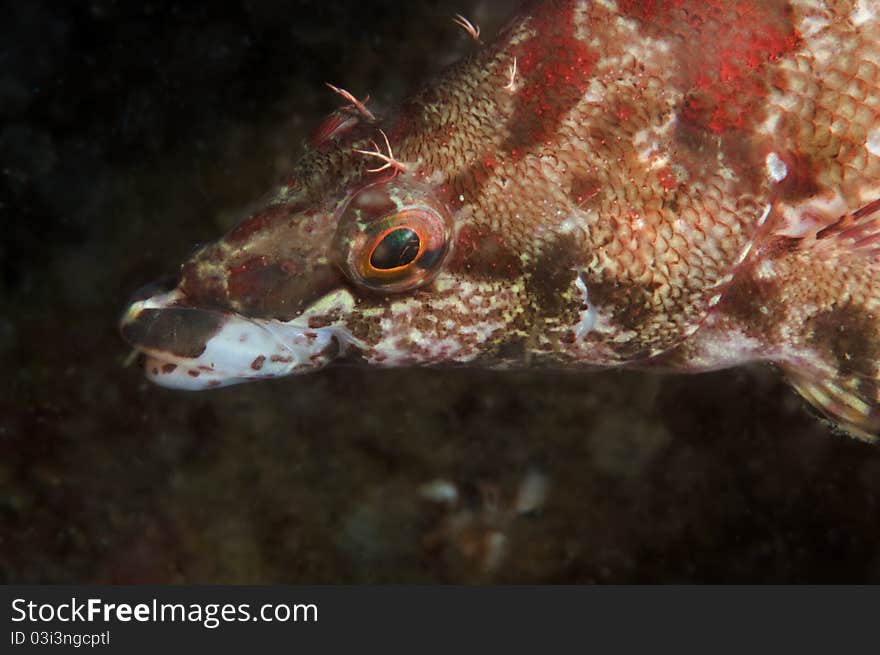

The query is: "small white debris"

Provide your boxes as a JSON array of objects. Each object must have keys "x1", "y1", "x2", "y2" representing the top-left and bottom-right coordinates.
[
  {"x1": 559, "y1": 217, "x2": 578, "y2": 234},
  {"x1": 574, "y1": 273, "x2": 598, "y2": 339},
  {"x1": 514, "y1": 470, "x2": 548, "y2": 514},
  {"x1": 866, "y1": 128, "x2": 880, "y2": 157},
  {"x1": 419, "y1": 479, "x2": 459, "y2": 505},
  {"x1": 482, "y1": 532, "x2": 508, "y2": 573},
  {"x1": 757, "y1": 259, "x2": 775, "y2": 280},
  {"x1": 765, "y1": 152, "x2": 788, "y2": 183}
]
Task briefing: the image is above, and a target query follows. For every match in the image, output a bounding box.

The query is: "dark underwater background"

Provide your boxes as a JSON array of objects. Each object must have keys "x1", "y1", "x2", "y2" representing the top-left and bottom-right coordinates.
[{"x1": 3, "y1": 0, "x2": 880, "y2": 583}]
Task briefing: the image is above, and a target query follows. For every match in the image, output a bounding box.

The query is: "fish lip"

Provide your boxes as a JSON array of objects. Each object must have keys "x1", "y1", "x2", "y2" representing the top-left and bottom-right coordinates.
[{"x1": 120, "y1": 288, "x2": 349, "y2": 390}]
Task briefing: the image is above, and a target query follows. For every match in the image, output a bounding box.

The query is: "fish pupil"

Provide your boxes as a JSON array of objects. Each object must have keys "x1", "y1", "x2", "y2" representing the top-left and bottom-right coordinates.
[{"x1": 370, "y1": 228, "x2": 421, "y2": 270}]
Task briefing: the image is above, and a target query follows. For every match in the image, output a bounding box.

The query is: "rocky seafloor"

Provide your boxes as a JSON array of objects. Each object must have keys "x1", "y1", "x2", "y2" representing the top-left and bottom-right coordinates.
[{"x1": 3, "y1": 0, "x2": 880, "y2": 583}]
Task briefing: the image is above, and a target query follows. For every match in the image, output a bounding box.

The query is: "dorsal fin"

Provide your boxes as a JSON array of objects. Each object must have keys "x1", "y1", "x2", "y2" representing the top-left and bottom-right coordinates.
[{"x1": 813, "y1": 196, "x2": 880, "y2": 257}]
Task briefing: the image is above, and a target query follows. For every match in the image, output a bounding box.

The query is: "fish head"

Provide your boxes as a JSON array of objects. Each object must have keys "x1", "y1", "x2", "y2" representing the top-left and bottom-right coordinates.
[
  {"x1": 122, "y1": 0, "x2": 681, "y2": 390},
  {"x1": 120, "y1": 158, "x2": 531, "y2": 389}
]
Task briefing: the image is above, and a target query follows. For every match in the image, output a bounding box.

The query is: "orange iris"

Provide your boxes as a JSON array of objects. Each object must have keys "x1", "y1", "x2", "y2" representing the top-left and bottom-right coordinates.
[
  {"x1": 333, "y1": 180, "x2": 454, "y2": 293},
  {"x1": 351, "y1": 208, "x2": 448, "y2": 291}
]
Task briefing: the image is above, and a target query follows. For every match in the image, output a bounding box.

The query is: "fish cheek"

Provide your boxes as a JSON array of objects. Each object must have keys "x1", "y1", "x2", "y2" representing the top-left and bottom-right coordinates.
[
  {"x1": 448, "y1": 225, "x2": 522, "y2": 281},
  {"x1": 225, "y1": 260, "x2": 344, "y2": 321},
  {"x1": 339, "y1": 297, "x2": 387, "y2": 349}
]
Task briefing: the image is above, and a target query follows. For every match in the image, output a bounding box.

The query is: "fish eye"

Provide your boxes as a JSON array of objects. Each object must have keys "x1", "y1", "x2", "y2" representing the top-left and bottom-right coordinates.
[
  {"x1": 334, "y1": 183, "x2": 453, "y2": 292},
  {"x1": 369, "y1": 227, "x2": 421, "y2": 270},
  {"x1": 351, "y1": 208, "x2": 449, "y2": 291}
]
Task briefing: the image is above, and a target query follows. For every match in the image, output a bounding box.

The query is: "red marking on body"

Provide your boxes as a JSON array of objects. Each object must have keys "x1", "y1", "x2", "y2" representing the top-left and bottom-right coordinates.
[
  {"x1": 656, "y1": 166, "x2": 678, "y2": 191},
  {"x1": 450, "y1": 225, "x2": 521, "y2": 279},
  {"x1": 617, "y1": 0, "x2": 685, "y2": 21},
  {"x1": 569, "y1": 174, "x2": 601, "y2": 207},
  {"x1": 505, "y1": 0, "x2": 598, "y2": 152},
  {"x1": 687, "y1": 22, "x2": 799, "y2": 132},
  {"x1": 444, "y1": 151, "x2": 502, "y2": 209},
  {"x1": 251, "y1": 355, "x2": 266, "y2": 371},
  {"x1": 620, "y1": 0, "x2": 799, "y2": 133}
]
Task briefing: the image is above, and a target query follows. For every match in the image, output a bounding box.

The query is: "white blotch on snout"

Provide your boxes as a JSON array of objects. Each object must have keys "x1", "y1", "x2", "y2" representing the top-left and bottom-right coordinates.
[
  {"x1": 131, "y1": 288, "x2": 357, "y2": 390},
  {"x1": 144, "y1": 316, "x2": 348, "y2": 390},
  {"x1": 765, "y1": 152, "x2": 788, "y2": 183}
]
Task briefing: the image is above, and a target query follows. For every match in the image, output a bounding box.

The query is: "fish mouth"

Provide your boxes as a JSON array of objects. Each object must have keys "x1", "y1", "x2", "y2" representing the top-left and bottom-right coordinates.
[{"x1": 119, "y1": 287, "x2": 349, "y2": 390}]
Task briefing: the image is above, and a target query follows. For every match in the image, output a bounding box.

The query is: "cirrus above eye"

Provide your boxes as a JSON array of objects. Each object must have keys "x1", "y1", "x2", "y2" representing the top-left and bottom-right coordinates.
[{"x1": 333, "y1": 181, "x2": 454, "y2": 293}]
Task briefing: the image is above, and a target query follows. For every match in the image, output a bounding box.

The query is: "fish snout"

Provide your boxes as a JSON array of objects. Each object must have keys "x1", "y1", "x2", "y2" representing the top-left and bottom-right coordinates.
[{"x1": 119, "y1": 286, "x2": 344, "y2": 389}]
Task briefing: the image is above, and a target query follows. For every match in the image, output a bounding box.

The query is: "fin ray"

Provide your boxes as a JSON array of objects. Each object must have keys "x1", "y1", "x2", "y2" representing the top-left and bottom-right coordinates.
[
  {"x1": 786, "y1": 367, "x2": 880, "y2": 442},
  {"x1": 813, "y1": 196, "x2": 880, "y2": 257}
]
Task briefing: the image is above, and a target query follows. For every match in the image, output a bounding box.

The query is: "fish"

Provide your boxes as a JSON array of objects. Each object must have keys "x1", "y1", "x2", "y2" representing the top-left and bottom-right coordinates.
[{"x1": 120, "y1": 0, "x2": 880, "y2": 442}]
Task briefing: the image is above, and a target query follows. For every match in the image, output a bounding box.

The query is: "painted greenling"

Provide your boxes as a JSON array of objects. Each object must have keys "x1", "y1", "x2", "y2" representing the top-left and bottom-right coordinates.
[{"x1": 121, "y1": 0, "x2": 880, "y2": 440}]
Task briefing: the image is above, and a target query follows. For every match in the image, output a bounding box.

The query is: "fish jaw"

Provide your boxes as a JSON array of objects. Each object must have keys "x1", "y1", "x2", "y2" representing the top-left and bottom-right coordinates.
[{"x1": 120, "y1": 289, "x2": 351, "y2": 390}]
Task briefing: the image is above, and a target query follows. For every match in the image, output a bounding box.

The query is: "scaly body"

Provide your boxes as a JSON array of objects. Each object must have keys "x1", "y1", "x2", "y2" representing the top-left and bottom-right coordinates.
[{"x1": 121, "y1": 0, "x2": 880, "y2": 440}]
